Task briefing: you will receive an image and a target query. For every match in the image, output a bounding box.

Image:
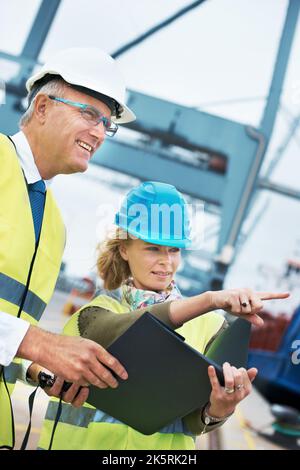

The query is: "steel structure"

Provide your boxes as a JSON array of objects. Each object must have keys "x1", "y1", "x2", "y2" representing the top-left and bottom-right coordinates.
[{"x1": 0, "y1": 0, "x2": 299, "y2": 295}]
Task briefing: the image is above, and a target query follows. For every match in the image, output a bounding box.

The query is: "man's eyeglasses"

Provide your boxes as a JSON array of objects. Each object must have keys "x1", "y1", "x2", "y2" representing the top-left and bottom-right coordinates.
[{"x1": 48, "y1": 95, "x2": 118, "y2": 137}]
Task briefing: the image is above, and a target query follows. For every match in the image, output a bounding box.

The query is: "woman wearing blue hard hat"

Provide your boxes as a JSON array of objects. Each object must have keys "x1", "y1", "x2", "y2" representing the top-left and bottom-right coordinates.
[{"x1": 35, "y1": 181, "x2": 288, "y2": 450}]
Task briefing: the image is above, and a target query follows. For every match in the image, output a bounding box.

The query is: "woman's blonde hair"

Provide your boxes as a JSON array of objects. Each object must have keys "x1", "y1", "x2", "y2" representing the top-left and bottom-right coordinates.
[{"x1": 97, "y1": 228, "x2": 132, "y2": 290}]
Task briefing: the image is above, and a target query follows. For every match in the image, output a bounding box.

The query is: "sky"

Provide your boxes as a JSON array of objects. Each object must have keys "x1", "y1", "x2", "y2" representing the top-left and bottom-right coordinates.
[{"x1": 1, "y1": 0, "x2": 300, "y2": 315}]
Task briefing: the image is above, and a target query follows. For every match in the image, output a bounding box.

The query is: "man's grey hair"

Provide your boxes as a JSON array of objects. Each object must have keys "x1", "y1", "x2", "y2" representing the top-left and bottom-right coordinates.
[{"x1": 19, "y1": 78, "x2": 68, "y2": 127}]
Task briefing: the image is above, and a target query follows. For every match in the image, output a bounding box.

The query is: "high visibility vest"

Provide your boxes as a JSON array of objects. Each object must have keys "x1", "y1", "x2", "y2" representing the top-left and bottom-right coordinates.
[
  {"x1": 38, "y1": 295, "x2": 224, "y2": 450},
  {"x1": 0, "y1": 134, "x2": 65, "y2": 448}
]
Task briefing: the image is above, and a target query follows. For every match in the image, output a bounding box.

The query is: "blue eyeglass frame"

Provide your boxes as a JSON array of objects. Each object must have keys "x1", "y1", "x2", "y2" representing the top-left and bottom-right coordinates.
[{"x1": 48, "y1": 95, "x2": 118, "y2": 135}]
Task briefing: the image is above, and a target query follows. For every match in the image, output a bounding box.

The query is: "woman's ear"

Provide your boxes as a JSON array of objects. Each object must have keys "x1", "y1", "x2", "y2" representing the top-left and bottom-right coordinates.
[{"x1": 119, "y1": 243, "x2": 129, "y2": 261}]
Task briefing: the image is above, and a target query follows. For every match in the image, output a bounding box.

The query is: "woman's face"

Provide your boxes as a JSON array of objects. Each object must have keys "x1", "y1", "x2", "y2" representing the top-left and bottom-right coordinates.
[{"x1": 120, "y1": 239, "x2": 181, "y2": 291}]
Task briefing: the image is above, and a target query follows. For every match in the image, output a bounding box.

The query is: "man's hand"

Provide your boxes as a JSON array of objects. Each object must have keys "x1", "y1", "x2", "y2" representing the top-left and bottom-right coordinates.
[
  {"x1": 17, "y1": 326, "x2": 128, "y2": 388},
  {"x1": 27, "y1": 363, "x2": 89, "y2": 407},
  {"x1": 49, "y1": 378, "x2": 89, "y2": 408}
]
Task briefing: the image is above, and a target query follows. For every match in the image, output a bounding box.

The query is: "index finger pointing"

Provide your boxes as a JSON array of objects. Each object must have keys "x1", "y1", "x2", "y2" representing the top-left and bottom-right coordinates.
[{"x1": 258, "y1": 292, "x2": 290, "y2": 301}]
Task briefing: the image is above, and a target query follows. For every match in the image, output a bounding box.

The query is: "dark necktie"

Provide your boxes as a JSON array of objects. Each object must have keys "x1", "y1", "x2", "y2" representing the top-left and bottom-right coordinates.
[{"x1": 28, "y1": 180, "x2": 46, "y2": 243}]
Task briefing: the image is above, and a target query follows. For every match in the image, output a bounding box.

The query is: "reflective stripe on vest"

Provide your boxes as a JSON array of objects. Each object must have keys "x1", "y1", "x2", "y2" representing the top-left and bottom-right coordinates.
[
  {"x1": 45, "y1": 401, "x2": 194, "y2": 438},
  {"x1": 0, "y1": 272, "x2": 46, "y2": 321},
  {"x1": 3, "y1": 362, "x2": 22, "y2": 384}
]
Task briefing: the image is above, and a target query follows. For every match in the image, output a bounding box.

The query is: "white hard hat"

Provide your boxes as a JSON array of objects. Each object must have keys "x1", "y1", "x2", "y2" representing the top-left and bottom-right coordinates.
[{"x1": 26, "y1": 47, "x2": 135, "y2": 124}]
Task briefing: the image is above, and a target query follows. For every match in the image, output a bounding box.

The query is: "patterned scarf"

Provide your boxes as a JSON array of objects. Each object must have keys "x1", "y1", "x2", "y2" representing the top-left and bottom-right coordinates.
[{"x1": 121, "y1": 278, "x2": 182, "y2": 311}]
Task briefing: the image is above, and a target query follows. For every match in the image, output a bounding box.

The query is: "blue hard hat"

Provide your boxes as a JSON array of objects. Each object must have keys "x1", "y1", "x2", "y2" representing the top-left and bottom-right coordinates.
[{"x1": 115, "y1": 181, "x2": 191, "y2": 248}]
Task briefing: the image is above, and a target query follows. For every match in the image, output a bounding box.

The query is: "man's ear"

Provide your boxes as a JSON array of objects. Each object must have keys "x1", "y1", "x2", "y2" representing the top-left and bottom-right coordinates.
[
  {"x1": 119, "y1": 243, "x2": 129, "y2": 261},
  {"x1": 33, "y1": 94, "x2": 49, "y2": 124}
]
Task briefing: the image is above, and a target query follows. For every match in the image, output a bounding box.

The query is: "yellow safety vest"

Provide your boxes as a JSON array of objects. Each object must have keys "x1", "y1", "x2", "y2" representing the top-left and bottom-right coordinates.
[
  {"x1": 0, "y1": 134, "x2": 65, "y2": 448},
  {"x1": 38, "y1": 295, "x2": 224, "y2": 450}
]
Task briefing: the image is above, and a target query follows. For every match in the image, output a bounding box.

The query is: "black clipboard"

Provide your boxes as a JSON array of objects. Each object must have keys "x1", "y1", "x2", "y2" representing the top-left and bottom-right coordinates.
[{"x1": 86, "y1": 313, "x2": 251, "y2": 435}]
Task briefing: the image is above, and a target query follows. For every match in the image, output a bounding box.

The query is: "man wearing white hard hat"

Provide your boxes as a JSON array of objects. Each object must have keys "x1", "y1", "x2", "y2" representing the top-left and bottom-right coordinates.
[{"x1": 0, "y1": 47, "x2": 135, "y2": 449}]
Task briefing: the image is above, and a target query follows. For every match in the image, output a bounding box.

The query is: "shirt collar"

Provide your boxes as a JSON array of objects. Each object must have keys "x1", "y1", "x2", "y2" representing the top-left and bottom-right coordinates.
[{"x1": 10, "y1": 131, "x2": 52, "y2": 188}]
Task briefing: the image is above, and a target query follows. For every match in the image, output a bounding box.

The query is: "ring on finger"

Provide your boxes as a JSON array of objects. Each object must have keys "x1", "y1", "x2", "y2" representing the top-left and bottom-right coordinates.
[
  {"x1": 235, "y1": 383, "x2": 245, "y2": 391},
  {"x1": 224, "y1": 386, "x2": 235, "y2": 394}
]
